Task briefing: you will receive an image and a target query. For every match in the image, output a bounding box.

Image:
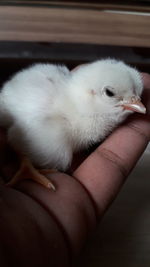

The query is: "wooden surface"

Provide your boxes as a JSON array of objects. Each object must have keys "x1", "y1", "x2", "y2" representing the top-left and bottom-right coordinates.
[
  {"x1": 0, "y1": 5, "x2": 150, "y2": 47},
  {"x1": 1, "y1": 1, "x2": 150, "y2": 12},
  {"x1": 76, "y1": 154, "x2": 150, "y2": 267},
  {"x1": 55, "y1": 2, "x2": 150, "y2": 12}
]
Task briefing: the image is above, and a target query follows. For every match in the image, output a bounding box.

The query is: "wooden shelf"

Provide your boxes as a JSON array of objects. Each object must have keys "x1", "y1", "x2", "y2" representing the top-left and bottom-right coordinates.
[{"x1": 0, "y1": 5, "x2": 149, "y2": 47}]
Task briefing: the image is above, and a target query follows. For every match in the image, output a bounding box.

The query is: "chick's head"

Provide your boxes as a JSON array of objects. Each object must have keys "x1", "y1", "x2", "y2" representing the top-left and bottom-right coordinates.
[{"x1": 70, "y1": 59, "x2": 145, "y2": 117}]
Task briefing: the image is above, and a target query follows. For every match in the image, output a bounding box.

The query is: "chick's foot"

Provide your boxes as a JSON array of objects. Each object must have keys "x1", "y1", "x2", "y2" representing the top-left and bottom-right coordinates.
[{"x1": 6, "y1": 157, "x2": 56, "y2": 191}]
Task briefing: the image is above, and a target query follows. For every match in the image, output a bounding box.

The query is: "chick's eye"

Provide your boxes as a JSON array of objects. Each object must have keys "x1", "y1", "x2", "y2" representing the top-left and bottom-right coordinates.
[{"x1": 105, "y1": 88, "x2": 115, "y2": 97}]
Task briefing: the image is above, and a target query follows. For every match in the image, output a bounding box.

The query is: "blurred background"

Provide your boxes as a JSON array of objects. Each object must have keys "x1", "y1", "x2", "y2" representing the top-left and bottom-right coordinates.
[
  {"x1": 0, "y1": 1, "x2": 150, "y2": 84},
  {"x1": 0, "y1": 1, "x2": 150, "y2": 266}
]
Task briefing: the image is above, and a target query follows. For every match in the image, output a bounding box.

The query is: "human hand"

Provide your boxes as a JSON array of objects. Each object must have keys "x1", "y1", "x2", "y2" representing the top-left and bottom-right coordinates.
[{"x1": 0, "y1": 73, "x2": 150, "y2": 267}]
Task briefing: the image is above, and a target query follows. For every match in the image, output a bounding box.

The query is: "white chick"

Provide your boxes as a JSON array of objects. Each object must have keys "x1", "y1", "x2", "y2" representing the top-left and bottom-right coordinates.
[{"x1": 0, "y1": 59, "x2": 146, "y2": 189}]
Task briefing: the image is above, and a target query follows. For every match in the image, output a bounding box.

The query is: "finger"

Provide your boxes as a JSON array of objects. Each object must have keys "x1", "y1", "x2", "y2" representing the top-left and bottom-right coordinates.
[
  {"x1": 73, "y1": 79, "x2": 150, "y2": 216},
  {"x1": 141, "y1": 72, "x2": 150, "y2": 89},
  {"x1": 141, "y1": 73, "x2": 150, "y2": 114}
]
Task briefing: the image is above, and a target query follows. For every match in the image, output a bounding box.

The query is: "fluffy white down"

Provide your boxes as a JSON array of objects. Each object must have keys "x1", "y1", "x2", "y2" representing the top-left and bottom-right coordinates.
[{"x1": 0, "y1": 60, "x2": 143, "y2": 170}]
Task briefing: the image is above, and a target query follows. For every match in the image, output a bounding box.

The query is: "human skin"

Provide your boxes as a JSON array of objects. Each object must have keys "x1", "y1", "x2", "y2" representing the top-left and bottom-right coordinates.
[{"x1": 0, "y1": 73, "x2": 149, "y2": 267}]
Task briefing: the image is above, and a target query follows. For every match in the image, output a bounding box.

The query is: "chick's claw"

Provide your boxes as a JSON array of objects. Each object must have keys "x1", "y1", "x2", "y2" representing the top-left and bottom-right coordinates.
[{"x1": 6, "y1": 157, "x2": 56, "y2": 191}]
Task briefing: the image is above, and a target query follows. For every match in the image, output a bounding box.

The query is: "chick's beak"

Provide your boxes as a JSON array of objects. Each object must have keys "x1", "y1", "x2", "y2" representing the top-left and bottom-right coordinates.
[{"x1": 121, "y1": 96, "x2": 146, "y2": 114}]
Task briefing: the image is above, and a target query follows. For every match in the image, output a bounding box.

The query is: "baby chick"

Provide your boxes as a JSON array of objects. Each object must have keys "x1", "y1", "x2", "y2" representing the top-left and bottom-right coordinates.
[{"x1": 0, "y1": 59, "x2": 146, "y2": 190}]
